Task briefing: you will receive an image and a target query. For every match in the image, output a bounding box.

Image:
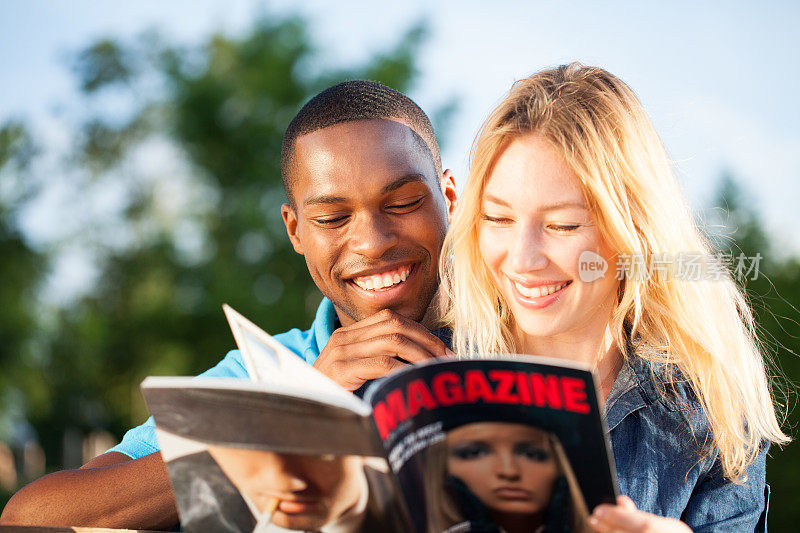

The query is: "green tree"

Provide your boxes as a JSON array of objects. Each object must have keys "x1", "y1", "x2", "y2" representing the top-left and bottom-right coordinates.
[
  {"x1": 9, "y1": 15, "x2": 453, "y2": 472},
  {"x1": 0, "y1": 123, "x2": 48, "y2": 504},
  {"x1": 0, "y1": 124, "x2": 47, "y2": 437},
  {"x1": 710, "y1": 173, "x2": 800, "y2": 528}
]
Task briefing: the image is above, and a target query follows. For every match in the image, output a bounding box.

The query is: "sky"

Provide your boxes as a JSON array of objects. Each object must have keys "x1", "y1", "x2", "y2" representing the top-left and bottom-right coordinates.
[{"x1": 2, "y1": 0, "x2": 799, "y2": 265}]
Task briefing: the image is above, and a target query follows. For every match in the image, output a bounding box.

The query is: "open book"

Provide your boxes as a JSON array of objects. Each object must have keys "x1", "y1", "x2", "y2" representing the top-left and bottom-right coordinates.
[{"x1": 141, "y1": 306, "x2": 618, "y2": 533}]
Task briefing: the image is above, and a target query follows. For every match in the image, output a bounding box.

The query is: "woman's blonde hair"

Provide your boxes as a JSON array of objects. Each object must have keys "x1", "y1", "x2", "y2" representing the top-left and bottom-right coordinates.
[{"x1": 441, "y1": 62, "x2": 789, "y2": 482}]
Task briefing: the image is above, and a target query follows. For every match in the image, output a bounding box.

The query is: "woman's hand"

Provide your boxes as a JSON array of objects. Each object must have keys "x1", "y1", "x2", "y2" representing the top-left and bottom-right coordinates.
[{"x1": 589, "y1": 495, "x2": 692, "y2": 533}]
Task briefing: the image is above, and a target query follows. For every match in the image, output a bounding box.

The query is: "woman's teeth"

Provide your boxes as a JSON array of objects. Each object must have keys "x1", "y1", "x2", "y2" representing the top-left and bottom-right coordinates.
[
  {"x1": 352, "y1": 265, "x2": 410, "y2": 291},
  {"x1": 514, "y1": 281, "x2": 569, "y2": 298}
]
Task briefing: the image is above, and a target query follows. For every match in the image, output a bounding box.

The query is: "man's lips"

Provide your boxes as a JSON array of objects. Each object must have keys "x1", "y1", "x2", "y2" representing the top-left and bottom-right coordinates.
[
  {"x1": 276, "y1": 498, "x2": 323, "y2": 514},
  {"x1": 348, "y1": 264, "x2": 414, "y2": 292}
]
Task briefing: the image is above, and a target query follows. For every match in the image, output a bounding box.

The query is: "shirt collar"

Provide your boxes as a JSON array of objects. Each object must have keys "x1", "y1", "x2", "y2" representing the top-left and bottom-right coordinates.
[
  {"x1": 313, "y1": 297, "x2": 339, "y2": 356},
  {"x1": 603, "y1": 336, "x2": 659, "y2": 431},
  {"x1": 603, "y1": 356, "x2": 649, "y2": 431},
  {"x1": 604, "y1": 336, "x2": 700, "y2": 431}
]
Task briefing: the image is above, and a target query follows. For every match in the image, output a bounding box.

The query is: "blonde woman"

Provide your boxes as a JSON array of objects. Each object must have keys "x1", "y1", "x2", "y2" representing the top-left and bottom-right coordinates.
[
  {"x1": 424, "y1": 422, "x2": 590, "y2": 533},
  {"x1": 442, "y1": 63, "x2": 788, "y2": 532}
]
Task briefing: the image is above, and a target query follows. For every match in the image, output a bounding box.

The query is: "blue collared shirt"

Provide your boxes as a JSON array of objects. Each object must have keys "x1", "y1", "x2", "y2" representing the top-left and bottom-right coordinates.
[
  {"x1": 107, "y1": 298, "x2": 339, "y2": 459},
  {"x1": 606, "y1": 345, "x2": 769, "y2": 532}
]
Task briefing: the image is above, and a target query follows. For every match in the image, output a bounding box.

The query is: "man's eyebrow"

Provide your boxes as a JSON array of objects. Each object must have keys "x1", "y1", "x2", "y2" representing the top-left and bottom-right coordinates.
[
  {"x1": 304, "y1": 194, "x2": 348, "y2": 207},
  {"x1": 380, "y1": 174, "x2": 427, "y2": 194},
  {"x1": 303, "y1": 174, "x2": 428, "y2": 207}
]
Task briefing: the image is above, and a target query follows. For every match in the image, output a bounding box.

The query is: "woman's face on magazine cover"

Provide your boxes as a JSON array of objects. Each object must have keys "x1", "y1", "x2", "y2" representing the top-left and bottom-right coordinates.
[
  {"x1": 477, "y1": 133, "x2": 619, "y2": 348},
  {"x1": 207, "y1": 446, "x2": 365, "y2": 531},
  {"x1": 446, "y1": 422, "x2": 559, "y2": 517}
]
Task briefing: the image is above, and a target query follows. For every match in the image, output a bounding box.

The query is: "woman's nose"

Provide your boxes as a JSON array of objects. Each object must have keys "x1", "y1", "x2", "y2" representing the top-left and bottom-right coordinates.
[
  {"x1": 509, "y1": 225, "x2": 549, "y2": 274},
  {"x1": 495, "y1": 451, "x2": 521, "y2": 480}
]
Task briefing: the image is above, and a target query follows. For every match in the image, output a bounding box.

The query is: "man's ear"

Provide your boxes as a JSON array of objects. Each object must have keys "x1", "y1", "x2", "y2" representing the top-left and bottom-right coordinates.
[
  {"x1": 441, "y1": 169, "x2": 458, "y2": 223},
  {"x1": 281, "y1": 203, "x2": 304, "y2": 255}
]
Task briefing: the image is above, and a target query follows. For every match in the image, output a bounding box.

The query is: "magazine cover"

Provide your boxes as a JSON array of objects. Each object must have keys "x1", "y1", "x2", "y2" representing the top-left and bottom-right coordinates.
[
  {"x1": 365, "y1": 358, "x2": 618, "y2": 533},
  {"x1": 142, "y1": 306, "x2": 617, "y2": 533}
]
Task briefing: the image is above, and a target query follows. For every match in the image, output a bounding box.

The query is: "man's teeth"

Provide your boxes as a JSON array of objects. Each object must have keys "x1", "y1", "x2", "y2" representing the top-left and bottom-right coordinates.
[
  {"x1": 353, "y1": 266, "x2": 410, "y2": 291},
  {"x1": 514, "y1": 281, "x2": 569, "y2": 299}
]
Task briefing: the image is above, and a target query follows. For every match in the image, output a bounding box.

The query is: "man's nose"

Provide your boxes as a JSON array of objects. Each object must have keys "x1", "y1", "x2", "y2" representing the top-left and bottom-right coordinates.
[
  {"x1": 270, "y1": 455, "x2": 310, "y2": 492},
  {"x1": 509, "y1": 224, "x2": 549, "y2": 273},
  {"x1": 349, "y1": 213, "x2": 399, "y2": 258}
]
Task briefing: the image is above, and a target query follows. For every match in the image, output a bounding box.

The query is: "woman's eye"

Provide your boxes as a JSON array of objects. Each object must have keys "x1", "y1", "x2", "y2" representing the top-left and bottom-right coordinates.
[
  {"x1": 450, "y1": 442, "x2": 490, "y2": 460},
  {"x1": 515, "y1": 443, "x2": 550, "y2": 462},
  {"x1": 481, "y1": 214, "x2": 512, "y2": 225},
  {"x1": 548, "y1": 224, "x2": 580, "y2": 232}
]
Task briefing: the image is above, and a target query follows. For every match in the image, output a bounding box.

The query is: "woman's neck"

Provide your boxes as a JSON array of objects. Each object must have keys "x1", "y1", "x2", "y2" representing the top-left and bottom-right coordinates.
[{"x1": 517, "y1": 322, "x2": 622, "y2": 403}]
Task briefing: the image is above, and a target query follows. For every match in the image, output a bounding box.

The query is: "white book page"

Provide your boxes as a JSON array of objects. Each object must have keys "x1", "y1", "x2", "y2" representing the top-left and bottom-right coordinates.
[
  {"x1": 142, "y1": 376, "x2": 371, "y2": 417},
  {"x1": 223, "y1": 304, "x2": 357, "y2": 402},
  {"x1": 156, "y1": 428, "x2": 207, "y2": 461}
]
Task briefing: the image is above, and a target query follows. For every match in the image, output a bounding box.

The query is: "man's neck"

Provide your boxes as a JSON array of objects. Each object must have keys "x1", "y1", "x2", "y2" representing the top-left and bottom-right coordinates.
[{"x1": 420, "y1": 287, "x2": 447, "y2": 330}]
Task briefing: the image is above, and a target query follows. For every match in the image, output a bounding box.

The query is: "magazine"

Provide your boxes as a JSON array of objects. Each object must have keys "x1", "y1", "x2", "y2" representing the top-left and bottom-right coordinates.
[{"x1": 141, "y1": 306, "x2": 618, "y2": 533}]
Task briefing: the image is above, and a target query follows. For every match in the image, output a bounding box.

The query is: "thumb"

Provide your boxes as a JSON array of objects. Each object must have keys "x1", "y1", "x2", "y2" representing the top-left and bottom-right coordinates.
[{"x1": 617, "y1": 495, "x2": 637, "y2": 511}]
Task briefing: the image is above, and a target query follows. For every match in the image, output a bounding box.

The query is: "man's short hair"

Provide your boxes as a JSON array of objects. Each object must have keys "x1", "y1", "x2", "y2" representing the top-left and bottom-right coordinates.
[{"x1": 280, "y1": 80, "x2": 442, "y2": 207}]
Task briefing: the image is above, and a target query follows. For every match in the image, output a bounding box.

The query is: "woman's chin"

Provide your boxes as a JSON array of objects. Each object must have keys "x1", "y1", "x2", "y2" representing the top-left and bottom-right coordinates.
[
  {"x1": 514, "y1": 322, "x2": 568, "y2": 347},
  {"x1": 493, "y1": 503, "x2": 542, "y2": 514}
]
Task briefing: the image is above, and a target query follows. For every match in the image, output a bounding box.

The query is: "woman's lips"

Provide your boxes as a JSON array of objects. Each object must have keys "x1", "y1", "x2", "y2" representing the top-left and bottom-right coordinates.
[
  {"x1": 492, "y1": 487, "x2": 534, "y2": 500},
  {"x1": 509, "y1": 279, "x2": 572, "y2": 309},
  {"x1": 512, "y1": 279, "x2": 571, "y2": 298}
]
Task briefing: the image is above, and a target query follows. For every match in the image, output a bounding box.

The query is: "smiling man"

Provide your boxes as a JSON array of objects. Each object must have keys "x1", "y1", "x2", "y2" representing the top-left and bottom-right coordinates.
[
  {"x1": 1, "y1": 81, "x2": 457, "y2": 529},
  {"x1": 283, "y1": 108, "x2": 457, "y2": 391},
  {"x1": 285, "y1": 118, "x2": 445, "y2": 326}
]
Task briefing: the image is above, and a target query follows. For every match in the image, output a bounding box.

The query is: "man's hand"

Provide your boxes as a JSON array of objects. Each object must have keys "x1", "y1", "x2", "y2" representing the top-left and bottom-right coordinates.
[
  {"x1": 313, "y1": 309, "x2": 453, "y2": 390},
  {"x1": 589, "y1": 495, "x2": 693, "y2": 533}
]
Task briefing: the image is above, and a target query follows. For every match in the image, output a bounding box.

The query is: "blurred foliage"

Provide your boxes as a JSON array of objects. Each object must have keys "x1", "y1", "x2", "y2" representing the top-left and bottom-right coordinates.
[
  {"x1": 710, "y1": 174, "x2": 800, "y2": 527},
  {"x1": 0, "y1": 123, "x2": 46, "y2": 437},
  {"x1": 73, "y1": 39, "x2": 137, "y2": 94},
  {"x1": 0, "y1": 13, "x2": 454, "y2": 474},
  {"x1": 0, "y1": 123, "x2": 46, "y2": 508}
]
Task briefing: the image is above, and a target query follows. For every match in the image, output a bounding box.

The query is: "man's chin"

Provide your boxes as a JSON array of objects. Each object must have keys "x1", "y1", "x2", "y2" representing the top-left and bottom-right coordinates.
[
  {"x1": 336, "y1": 283, "x2": 438, "y2": 326},
  {"x1": 332, "y1": 292, "x2": 418, "y2": 324},
  {"x1": 352, "y1": 301, "x2": 429, "y2": 324},
  {"x1": 273, "y1": 513, "x2": 329, "y2": 531}
]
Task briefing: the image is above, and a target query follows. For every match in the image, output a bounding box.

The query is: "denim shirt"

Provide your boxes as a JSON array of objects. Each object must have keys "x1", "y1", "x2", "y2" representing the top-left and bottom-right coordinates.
[{"x1": 605, "y1": 345, "x2": 769, "y2": 532}]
